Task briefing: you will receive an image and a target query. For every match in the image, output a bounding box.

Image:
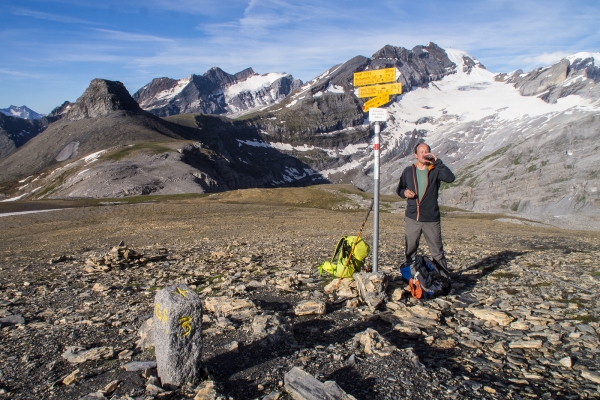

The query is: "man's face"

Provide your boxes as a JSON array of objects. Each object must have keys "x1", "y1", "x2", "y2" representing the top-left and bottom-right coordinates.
[{"x1": 414, "y1": 144, "x2": 431, "y2": 164}]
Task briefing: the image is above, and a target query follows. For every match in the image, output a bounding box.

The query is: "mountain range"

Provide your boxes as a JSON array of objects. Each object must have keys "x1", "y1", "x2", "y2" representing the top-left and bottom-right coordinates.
[{"x1": 0, "y1": 43, "x2": 598, "y2": 230}]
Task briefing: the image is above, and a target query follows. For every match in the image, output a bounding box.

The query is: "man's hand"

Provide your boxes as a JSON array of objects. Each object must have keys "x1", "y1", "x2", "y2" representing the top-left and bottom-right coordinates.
[
  {"x1": 404, "y1": 189, "x2": 416, "y2": 199},
  {"x1": 424, "y1": 153, "x2": 437, "y2": 162}
]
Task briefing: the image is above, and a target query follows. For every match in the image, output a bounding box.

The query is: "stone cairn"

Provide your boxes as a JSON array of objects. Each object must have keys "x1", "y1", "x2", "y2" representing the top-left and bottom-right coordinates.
[
  {"x1": 154, "y1": 284, "x2": 203, "y2": 387},
  {"x1": 83, "y1": 241, "x2": 168, "y2": 272}
]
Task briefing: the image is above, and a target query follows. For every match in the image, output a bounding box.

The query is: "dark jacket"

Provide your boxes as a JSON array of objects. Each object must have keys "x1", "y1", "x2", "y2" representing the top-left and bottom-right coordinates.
[{"x1": 396, "y1": 159, "x2": 455, "y2": 222}]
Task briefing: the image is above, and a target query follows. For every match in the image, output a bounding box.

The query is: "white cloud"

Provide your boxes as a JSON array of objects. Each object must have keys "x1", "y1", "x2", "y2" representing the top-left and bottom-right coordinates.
[
  {"x1": 0, "y1": 68, "x2": 43, "y2": 79},
  {"x1": 92, "y1": 29, "x2": 175, "y2": 43},
  {"x1": 12, "y1": 7, "x2": 100, "y2": 25},
  {"x1": 521, "y1": 52, "x2": 572, "y2": 66}
]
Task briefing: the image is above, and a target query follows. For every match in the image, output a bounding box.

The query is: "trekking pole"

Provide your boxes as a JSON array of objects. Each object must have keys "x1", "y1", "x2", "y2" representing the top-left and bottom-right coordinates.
[{"x1": 335, "y1": 199, "x2": 374, "y2": 290}]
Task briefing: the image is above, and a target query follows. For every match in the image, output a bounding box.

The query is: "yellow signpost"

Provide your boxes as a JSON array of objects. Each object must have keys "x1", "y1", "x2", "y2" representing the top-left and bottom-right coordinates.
[
  {"x1": 362, "y1": 94, "x2": 390, "y2": 112},
  {"x1": 353, "y1": 68, "x2": 397, "y2": 87},
  {"x1": 358, "y1": 83, "x2": 402, "y2": 98},
  {"x1": 352, "y1": 67, "x2": 403, "y2": 274}
]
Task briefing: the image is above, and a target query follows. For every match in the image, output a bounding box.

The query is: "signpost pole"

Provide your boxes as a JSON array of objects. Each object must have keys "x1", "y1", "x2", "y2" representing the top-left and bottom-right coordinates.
[
  {"x1": 353, "y1": 65, "x2": 401, "y2": 273},
  {"x1": 372, "y1": 121, "x2": 380, "y2": 272}
]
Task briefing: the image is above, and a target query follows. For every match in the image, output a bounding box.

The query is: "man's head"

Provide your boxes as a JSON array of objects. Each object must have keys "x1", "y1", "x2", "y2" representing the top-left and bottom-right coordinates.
[
  {"x1": 414, "y1": 143, "x2": 430, "y2": 154},
  {"x1": 414, "y1": 142, "x2": 434, "y2": 166}
]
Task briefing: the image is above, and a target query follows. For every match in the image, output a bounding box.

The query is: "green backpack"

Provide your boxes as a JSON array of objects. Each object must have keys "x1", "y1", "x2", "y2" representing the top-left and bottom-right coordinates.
[{"x1": 318, "y1": 236, "x2": 370, "y2": 278}]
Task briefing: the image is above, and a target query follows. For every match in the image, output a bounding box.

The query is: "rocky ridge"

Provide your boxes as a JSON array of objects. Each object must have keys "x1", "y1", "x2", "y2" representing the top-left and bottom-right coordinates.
[
  {"x1": 498, "y1": 53, "x2": 600, "y2": 104},
  {"x1": 0, "y1": 196, "x2": 599, "y2": 399},
  {"x1": 133, "y1": 67, "x2": 302, "y2": 118},
  {"x1": 65, "y1": 79, "x2": 141, "y2": 121}
]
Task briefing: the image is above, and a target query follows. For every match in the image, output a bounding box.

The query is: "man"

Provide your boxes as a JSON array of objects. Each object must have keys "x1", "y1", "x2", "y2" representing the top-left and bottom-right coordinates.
[{"x1": 397, "y1": 142, "x2": 455, "y2": 273}]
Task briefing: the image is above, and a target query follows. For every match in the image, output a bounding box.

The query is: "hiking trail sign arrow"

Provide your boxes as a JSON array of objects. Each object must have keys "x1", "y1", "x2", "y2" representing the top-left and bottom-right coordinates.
[
  {"x1": 362, "y1": 94, "x2": 390, "y2": 112},
  {"x1": 353, "y1": 68, "x2": 397, "y2": 87},
  {"x1": 358, "y1": 83, "x2": 402, "y2": 98}
]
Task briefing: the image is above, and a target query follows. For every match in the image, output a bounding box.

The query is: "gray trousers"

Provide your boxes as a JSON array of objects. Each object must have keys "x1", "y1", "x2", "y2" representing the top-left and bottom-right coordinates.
[{"x1": 404, "y1": 216, "x2": 448, "y2": 270}]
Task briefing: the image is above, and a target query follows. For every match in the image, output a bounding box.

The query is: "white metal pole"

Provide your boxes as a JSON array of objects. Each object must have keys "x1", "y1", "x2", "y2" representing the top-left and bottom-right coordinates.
[{"x1": 372, "y1": 122, "x2": 380, "y2": 272}]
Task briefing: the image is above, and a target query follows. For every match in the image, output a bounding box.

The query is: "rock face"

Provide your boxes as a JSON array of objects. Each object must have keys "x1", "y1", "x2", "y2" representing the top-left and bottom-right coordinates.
[
  {"x1": 133, "y1": 67, "x2": 302, "y2": 117},
  {"x1": 500, "y1": 53, "x2": 600, "y2": 104},
  {"x1": 66, "y1": 79, "x2": 140, "y2": 120},
  {"x1": 154, "y1": 284, "x2": 203, "y2": 387},
  {"x1": 47, "y1": 101, "x2": 73, "y2": 120},
  {"x1": 0, "y1": 113, "x2": 49, "y2": 159}
]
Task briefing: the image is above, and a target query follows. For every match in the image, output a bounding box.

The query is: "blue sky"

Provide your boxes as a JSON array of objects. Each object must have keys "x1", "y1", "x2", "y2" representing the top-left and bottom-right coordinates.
[{"x1": 1, "y1": 0, "x2": 599, "y2": 114}]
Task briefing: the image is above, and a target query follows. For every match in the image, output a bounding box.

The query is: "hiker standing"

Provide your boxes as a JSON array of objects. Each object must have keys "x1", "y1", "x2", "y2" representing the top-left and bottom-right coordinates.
[{"x1": 397, "y1": 143, "x2": 455, "y2": 272}]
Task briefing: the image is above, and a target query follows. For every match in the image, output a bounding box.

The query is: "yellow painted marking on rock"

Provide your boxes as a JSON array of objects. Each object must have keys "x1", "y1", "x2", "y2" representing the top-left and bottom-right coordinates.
[
  {"x1": 155, "y1": 303, "x2": 168, "y2": 324},
  {"x1": 179, "y1": 316, "x2": 192, "y2": 337},
  {"x1": 353, "y1": 68, "x2": 397, "y2": 86},
  {"x1": 173, "y1": 287, "x2": 189, "y2": 298},
  {"x1": 358, "y1": 83, "x2": 402, "y2": 98},
  {"x1": 363, "y1": 94, "x2": 390, "y2": 112}
]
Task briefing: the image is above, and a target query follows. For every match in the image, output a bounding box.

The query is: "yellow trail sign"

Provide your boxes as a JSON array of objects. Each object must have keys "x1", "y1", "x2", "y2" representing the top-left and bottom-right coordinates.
[
  {"x1": 363, "y1": 94, "x2": 390, "y2": 112},
  {"x1": 358, "y1": 83, "x2": 402, "y2": 98},
  {"x1": 353, "y1": 68, "x2": 397, "y2": 86}
]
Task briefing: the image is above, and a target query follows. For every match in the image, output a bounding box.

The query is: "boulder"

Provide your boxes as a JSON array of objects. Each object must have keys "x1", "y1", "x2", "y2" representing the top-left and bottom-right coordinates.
[
  {"x1": 353, "y1": 272, "x2": 388, "y2": 311},
  {"x1": 294, "y1": 300, "x2": 326, "y2": 316},
  {"x1": 468, "y1": 308, "x2": 514, "y2": 326},
  {"x1": 154, "y1": 284, "x2": 203, "y2": 387},
  {"x1": 62, "y1": 346, "x2": 114, "y2": 364},
  {"x1": 353, "y1": 328, "x2": 396, "y2": 357},
  {"x1": 252, "y1": 314, "x2": 294, "y2": 344},
  {"x1": 137, "y1": 317, "x2": 155, "y2": 349},
  {"x1": 284, "y1": 367, "x2": 351, "y2": 400},
  {"x1": 203, "y1": 297, "x2": 256, "y2": 315}
]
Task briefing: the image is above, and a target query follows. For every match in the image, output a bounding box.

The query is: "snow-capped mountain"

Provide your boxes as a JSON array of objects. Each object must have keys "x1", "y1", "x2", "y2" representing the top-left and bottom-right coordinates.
[
  {"x1": 0, "y1": 105, "x2": 44, "y2": 119},
  {"x1": 133, "y1": 67, "x2": 302, "y2": 117},
  {"x1": 231, "y1": 44, "x2": 600, "y2": 229},
  {"x1": 371, "y1": 49, "x2": 600, "y2": 229}
]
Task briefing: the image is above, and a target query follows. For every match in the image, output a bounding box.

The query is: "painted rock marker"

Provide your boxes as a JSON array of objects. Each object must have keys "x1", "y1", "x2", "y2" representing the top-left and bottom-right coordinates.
[{"x1": 154, "y1": 284, "x2": 203, "y2": 387}]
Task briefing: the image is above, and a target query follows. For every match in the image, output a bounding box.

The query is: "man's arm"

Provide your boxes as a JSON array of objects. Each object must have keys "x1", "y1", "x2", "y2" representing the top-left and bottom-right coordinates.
[
  {"x1": 434, "y1": 159, "x2": 455, "y2": 183},
  {"x1": 396, "y1": 169, "x2": 408, "y2": 198}
]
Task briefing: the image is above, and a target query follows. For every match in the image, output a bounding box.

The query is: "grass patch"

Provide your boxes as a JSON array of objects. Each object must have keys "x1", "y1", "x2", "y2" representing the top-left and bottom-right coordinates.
[
  {"x1": 141, "y1": 347, "x2": 155, "y2": 359},
  {"x1": 37, "y1": 184, "x2": 57, "y2": 198},
  {"x1": 592, "y1": 271, "x2": 600, "y2": 277},
  {"x1": 533, "y1": 282, "x2": 552, "y2": 287},
  {"x1": 493, "y1": 272, "x2": 520, "y2": 279},
  {"x1": 527, "y1": 164, "x2": 538, "y2": 173},
  {"x1": 570, "y1": 315, "x2": 599, "y2": 323},
  {"x1": 163, "y1": 114, "x2": 203, "y2": 128},
  {"x1": 504, "y1": 288, "x2": 519, "y2": 295},
  {"x1": 207, "y1": 185, "x2": 355, "y2": 211},
  {"x1": 590, "y1": 170, "x2": 599, "y2": 179},
  {"x1": 510, "y1": 201, "x2": 520, "y2": 212}
]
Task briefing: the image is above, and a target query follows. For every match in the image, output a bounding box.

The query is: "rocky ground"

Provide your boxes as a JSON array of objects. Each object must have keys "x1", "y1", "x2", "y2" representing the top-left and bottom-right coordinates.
[{"x1": 0, "y1": 186, "x2": 599, "y2": 399}]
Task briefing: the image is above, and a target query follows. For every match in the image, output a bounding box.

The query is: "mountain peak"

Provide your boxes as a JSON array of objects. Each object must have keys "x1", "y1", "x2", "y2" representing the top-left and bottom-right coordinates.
[
  {"x1": 66, "y1": 79, "x2": 140, "y2": 121},
  {"x1": 0, "y1": 105, "x2": 44, "y2": 120}
]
